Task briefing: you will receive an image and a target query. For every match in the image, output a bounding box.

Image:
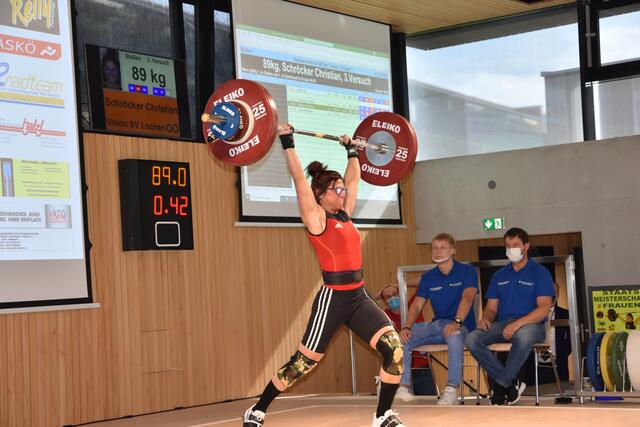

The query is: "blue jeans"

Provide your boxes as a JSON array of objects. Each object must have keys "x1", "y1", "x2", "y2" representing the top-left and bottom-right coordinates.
[
  {"x1": 465, "y1": 319, "x2": 545, "y2": 388},
  {"x1": 400, "y1": 319, "x2": 468, "y2": 388}
]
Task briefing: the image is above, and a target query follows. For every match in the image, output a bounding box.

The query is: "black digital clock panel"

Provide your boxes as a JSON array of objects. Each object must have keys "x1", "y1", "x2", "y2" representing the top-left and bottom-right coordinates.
[{"x1": 118, "y1": 159, "x2": 193, "y2": 250}]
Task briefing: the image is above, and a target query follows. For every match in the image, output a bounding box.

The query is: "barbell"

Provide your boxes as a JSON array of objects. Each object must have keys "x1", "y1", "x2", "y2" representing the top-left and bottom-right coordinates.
[{"x1": 201, "y1": 79, "x2": 418, "y2": 186}]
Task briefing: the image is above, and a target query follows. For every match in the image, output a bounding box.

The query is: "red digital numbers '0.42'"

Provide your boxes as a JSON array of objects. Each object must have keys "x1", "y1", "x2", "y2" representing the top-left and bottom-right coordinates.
[{"x1": 153, "y1": 195, "x2": 189, "y2": 216}]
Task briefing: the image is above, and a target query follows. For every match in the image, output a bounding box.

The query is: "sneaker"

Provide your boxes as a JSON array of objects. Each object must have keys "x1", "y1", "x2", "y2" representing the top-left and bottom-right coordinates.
[
  {"x1": 490, "y1": 382, "x2": 506, "y2": 406},
  {"x1": 243, "y1": 406, "x2": 265, "y2": 426},
  {"x1": 394, "y1": 386, "x2": 416, "y2": 402},
  {"x1": 437, "y1": 385, "x2": 458, "y2": 405},
  {"x1": 372, "y1": 409, "x2": 405, "y2": 427},
  {"x1": 506, "y1": 379, "x2": 526, "y2": 405}
]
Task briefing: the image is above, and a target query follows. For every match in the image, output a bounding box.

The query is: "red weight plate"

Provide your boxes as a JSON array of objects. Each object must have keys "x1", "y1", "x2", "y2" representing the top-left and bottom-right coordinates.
[
  {"x1": 202, "y1": 79, "x2": 278, "y2": 166},
  {"x1": 353, "y1": 112, "x2": 418, "y2": 186}
]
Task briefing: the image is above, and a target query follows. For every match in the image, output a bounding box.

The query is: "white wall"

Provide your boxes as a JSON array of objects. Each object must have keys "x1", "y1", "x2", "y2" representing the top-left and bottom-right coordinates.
[{"x1": 413, "y1": 135, "x2": 640, "y2": 287}]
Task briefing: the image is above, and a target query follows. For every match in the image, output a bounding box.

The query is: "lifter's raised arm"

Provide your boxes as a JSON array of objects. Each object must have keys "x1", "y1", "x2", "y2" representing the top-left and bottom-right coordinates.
[
  {"x1": 279, "y1": 124, "x2": 323, "y2": 231},
  {"x1": 341, "y1": 136, "x2": 360, "y2": 216}
]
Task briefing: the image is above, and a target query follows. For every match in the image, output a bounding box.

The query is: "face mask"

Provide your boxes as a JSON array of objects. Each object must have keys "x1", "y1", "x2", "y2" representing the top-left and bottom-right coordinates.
[
  {"x1": 432, "y1": 256, "x2": 449, "y2": 263},
  {"x1": 387, "y1": 296, "x2": 400, "y2": 310},
  {"x1": 506, "y1": 247, "x2": 524, "y2": 263}
]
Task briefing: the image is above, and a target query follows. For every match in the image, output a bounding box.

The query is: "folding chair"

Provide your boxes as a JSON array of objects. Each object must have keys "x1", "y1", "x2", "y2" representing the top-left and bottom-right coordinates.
[
  {"x1": 411, "y1": 293, "x2": 483, "y2": 404},
  {"x1": 475, "y1": 309, "x2": 563, "y2": 405}
]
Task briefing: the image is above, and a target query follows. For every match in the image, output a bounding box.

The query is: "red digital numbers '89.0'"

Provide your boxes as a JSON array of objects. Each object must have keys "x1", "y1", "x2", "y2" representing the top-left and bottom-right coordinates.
[
  {"x1": 151, "y1": 165, "x2": 187, "y2": 186},
  {"x1": 153, "y1": 195, "x2": 189, "y2": 216}
]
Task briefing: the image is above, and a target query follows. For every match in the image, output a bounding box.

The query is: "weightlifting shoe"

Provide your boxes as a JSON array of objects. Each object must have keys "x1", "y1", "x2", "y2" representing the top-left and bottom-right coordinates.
[
  {"x1": 243, "y1": 405, "x2": 265, "y2": 426},
  {"x1": 372, "y1": 409, "x2": 405, "y2": 427}
]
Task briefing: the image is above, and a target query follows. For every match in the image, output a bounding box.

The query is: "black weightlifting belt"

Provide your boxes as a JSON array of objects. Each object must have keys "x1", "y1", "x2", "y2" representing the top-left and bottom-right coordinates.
[{"x1": 322, "y1": 269, "x2": 364, "y2": 285}]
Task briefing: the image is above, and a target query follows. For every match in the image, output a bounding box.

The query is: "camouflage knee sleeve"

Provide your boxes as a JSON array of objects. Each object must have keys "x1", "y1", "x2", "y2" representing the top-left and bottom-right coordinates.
[
  {"x1": 277, "y1": 351, "x2": 318, "y2": 388},
  {"x1": 376, "y1": 330, "x2": 404, "y2": 375}
]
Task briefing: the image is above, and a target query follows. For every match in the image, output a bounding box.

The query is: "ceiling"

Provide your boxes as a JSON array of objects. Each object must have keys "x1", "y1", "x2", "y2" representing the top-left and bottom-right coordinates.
[{"x1": 288, "y1": 0, "x2": 575, "y2": 35}]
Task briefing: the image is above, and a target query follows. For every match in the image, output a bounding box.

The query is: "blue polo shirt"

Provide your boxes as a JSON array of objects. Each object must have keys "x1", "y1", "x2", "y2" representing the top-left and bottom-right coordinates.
[
  {"x1": 416, "y1": 260, "x2": 478, "y2": 331},
  {"x1": 486, "y1": 259, "x2": 555, "y2": 322}
]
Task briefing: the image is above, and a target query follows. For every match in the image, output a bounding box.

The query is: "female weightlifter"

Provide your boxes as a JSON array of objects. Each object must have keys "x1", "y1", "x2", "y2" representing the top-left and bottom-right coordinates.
[{"x1": 242, "y1": 124, "x2": 406, "y2": 427}]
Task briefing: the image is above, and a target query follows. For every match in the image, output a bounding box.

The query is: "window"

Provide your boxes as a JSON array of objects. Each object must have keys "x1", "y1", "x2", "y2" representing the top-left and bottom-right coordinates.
[
  {"x1": 406, "y1": 7, "x2": 583, "y2": 161},
  {"x1": 594, "y1": 3, "x2": 640, "y2": 139},
  {"x1": 213, "y1": 10, "x2": 234, "y2": 87},
  {"x1": 183, "y1": 3, "x2": 196, "y2": 137},
  {"x1": 599, "y1": 4, "x2": 640, "y2": 66},
  {"x1": 593, "y1": 76, "x2": 640, "y2": 139},
  {"x1": 578, "y1": 0, "x2": 640, "y2": 140}
]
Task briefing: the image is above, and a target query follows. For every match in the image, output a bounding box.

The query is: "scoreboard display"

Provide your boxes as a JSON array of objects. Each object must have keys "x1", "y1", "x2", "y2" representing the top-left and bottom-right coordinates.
[
  {"x1": 118, "y1": 159, "x2": 193, "y2": 251},
  {"x1": 85, "y1": 44, "x2": 191, "y2": 139},
  {"x1": 118, "y1": 51, "x2": 178, "y2": 98}
]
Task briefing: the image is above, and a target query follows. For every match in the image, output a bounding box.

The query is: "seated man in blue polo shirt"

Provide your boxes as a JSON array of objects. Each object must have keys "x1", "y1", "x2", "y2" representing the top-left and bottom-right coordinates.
[
  {"x1": 396, "y1": 233, "x2": 477, "y2": 405},
  {"x1": 465, "y1": 227, "x2": 554, "y2": 406}
]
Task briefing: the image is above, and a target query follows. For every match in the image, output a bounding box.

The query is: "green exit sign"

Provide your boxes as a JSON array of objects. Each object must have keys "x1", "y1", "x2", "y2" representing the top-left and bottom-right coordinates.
[{"x1": 483, "y1": 217, "x2": 505, "y2": 231}]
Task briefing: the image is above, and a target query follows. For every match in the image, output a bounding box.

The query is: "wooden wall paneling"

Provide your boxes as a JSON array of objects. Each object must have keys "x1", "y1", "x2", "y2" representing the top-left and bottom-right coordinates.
[
  {"x1": 166, "y1": 251, "x2": 187, "y2": 409},
  {"x1": 17, "y1": 315, "x2": 31, "y2": 425},
  {"x1": 27, "y1": 313, "x2": 40, "y2": 426},
  {"x1": 250, "y1": 229, "x2": 275, "y2": 396},
  {"x1": 189, "y1": 152, "x2": 214, "y2": 405},
  {"x1": 0, "y1": 315, "x2": 8, "y2": 426},
  {"x1": 49, "y1": 313, "x2": 61, "y2": 425},
  {"x1": 140, "y1": 252, "x2": 171, "y2": 412},
  {"x1": 2, "y1": 315, "x2": 13, "y2": 426},
  {"x1": 42, "y1": 313, "x2": 57, "y2": 425},
  {"x1": 86, "y1": 135, "x2": 115, "y2": 420},
  {"x1": 56, "y1": 311, "x2": 70, "y2": 425},
  {"x1": 2, "y1": 314, "x2": 17, "y2": 426}
]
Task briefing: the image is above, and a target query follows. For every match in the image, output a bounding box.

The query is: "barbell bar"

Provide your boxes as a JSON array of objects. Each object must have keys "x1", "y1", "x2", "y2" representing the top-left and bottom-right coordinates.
[{"x1": 202, "y1": 112, "x2": 389, "y2": 154}]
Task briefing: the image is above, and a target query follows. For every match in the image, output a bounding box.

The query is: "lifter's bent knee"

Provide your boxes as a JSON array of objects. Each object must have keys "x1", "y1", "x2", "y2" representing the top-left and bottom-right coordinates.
[
  {"x1": 276, "y1": 350, "x2": 318, "y2": 388},
  {"x1": 376, "y1": 330, "x2": 404, "y2": 376}
]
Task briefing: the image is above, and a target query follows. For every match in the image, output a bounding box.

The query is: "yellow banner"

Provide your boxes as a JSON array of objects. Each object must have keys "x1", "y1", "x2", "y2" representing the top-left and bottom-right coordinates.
[
  {"x1": 0, "y1": 91, "x2": 65, "y2": 107},
  {"x1": 13, "y1": 159, "x2": 70, "y2": 199},
  {"x1": 592, "y1": 288, "x2": 640, "y2": 332}
]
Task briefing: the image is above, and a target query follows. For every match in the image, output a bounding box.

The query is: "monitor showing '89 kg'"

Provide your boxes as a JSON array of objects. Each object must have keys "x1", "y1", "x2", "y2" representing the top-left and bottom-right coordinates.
[{"x1": 85, "y1": 44, "x2": 191, "y2": 140}]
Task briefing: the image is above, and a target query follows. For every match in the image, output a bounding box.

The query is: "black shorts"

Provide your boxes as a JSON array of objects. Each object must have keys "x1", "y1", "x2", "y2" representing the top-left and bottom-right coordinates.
[{"x1": 301, "y1": 285, "x2": 393, "y2": 353}]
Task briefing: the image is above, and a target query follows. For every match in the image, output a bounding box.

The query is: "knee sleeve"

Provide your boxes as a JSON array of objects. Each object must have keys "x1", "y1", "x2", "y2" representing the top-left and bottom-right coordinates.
[
  {"x1": 277, "y1": 351, "x2": 318, "y2": 388},
  {"x1": 376, "y1": 330, "x2": 404, "y2": 375}
]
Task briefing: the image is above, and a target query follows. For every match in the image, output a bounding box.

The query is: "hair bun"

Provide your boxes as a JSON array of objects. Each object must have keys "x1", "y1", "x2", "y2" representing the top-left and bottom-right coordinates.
[{"x1": 306, "y1": 161, "x2": 327, "y2": 179}]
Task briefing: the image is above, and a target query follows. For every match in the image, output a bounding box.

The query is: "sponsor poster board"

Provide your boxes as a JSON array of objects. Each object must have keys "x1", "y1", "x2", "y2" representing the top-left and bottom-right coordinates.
[
  {"x1": 591, "y1": 285, "x2": 640, "y2": 333},
  {"x1": 0, "y1": 0, "x2": 92, "y2": 309}
]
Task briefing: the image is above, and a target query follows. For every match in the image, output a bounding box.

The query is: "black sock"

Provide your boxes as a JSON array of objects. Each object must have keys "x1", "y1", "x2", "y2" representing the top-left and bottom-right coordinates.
[
  {"x1": 377, "y1": 382, "x2": 399, "y2": 418},
  {"x1": 253, "y1": 381, "x2": 281, "y2": 413}
]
